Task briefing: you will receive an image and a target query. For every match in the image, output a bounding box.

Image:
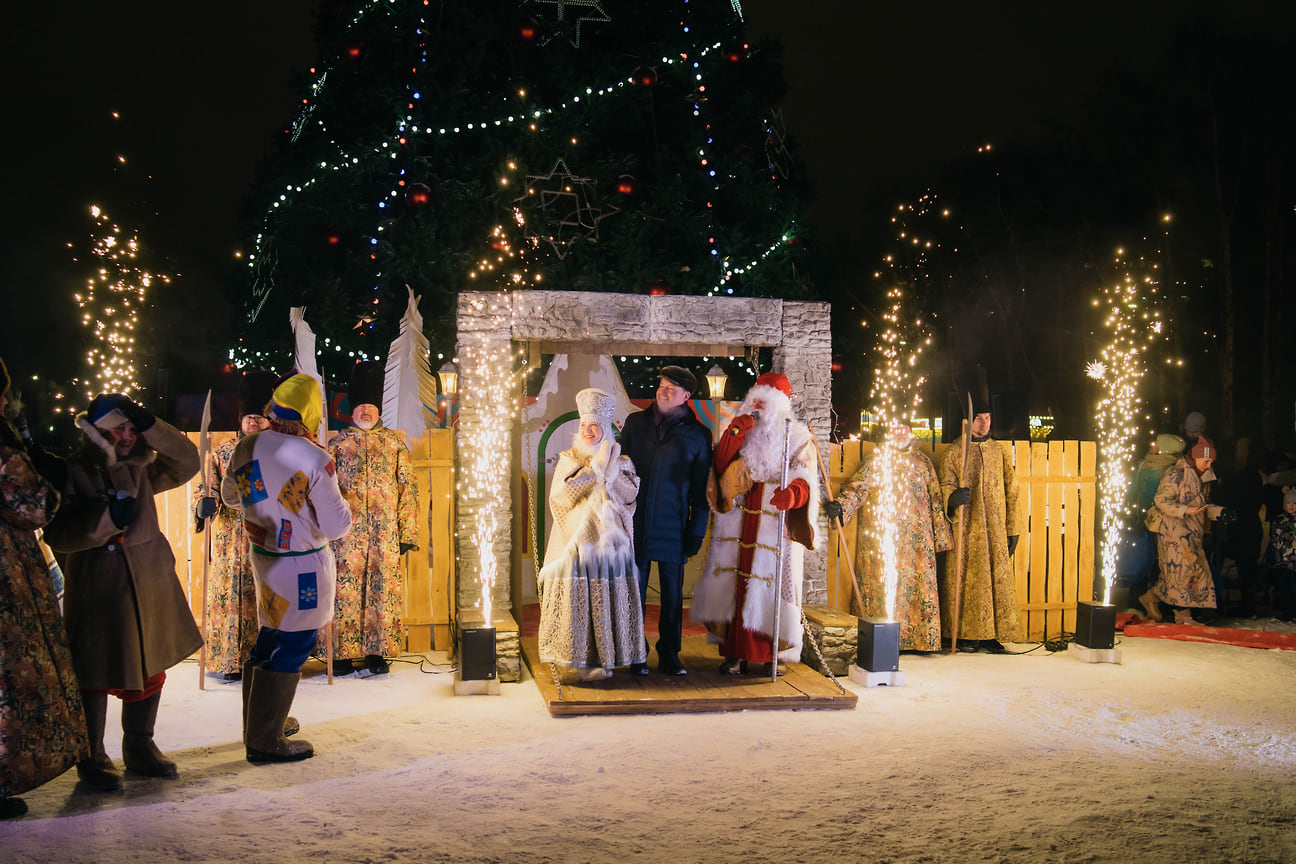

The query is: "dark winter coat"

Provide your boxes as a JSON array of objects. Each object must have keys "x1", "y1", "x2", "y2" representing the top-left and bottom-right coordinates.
[
  {"x1": 44, "y1": 416, "x2": 203, "y2": 691},
  {"x1": 618, "y1": 405, "x2": 712, "y2": 563}
]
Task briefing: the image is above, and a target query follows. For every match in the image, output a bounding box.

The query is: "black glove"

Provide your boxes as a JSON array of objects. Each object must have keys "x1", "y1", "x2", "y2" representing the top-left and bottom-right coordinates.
[
  {"x1": 122, "y1": 399, "x2": 156, "y2": 432},
  {"x1": 684, "y1": 534, "x2": 705, "y2": 558},
  {"x1": 947, "y1": 487, "x2": 972, "y2": 518},
  {"x1": 823, "y1": 500, "x2": 843, "y2": 523},
  {"x1": 1008, "y1": 535, "x2": 1019, "y2": 556},
  {"x1": 399, "y1": 542, "x2": 417, "y2": 555},
  {"x1": 197, "y1": 497, "x2": 218, "y2": 520},
  {"x1": 1214, "y1": 507, "x2": 1237, "y2": 524},
  {"x1": 108, "y1": 493, "x2": 140, "y2": 528}
]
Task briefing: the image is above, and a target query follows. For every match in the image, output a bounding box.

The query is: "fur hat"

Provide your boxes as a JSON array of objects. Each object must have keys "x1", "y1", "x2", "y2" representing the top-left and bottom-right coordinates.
[
  {"x1": 659, "y1": 365, "x2": 697, "y2": 395},
  {"x1": 576, "y1": 387, "x2": 616, "y2": 437},
  {"x1": 1184, "y1": 412, "x2": 1207, "y2": 434},
  {"x1": 0, "y1": 355, "x2": 9, "y2": 397},
  {"x1": 269, "y1": 372, "x2": 322, "y2": 433},
  {"x1": 349, "y1": 361, "x2": 385, "y2": 410},
  {"x1": 1156, "y1": 433, "x2": 1185, "y2": 456},
  {"x1": 87, "y1": 393, "x2": 131, "y2": 430},
  {"x1": 1284, "y1": 488, "x2": 1296, "y2": 506},
  {"x1": 755, "y1": 372, "x2": 794, "y2": 398}
]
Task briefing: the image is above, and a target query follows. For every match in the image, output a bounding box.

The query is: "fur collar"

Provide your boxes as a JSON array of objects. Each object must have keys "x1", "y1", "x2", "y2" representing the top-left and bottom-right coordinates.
[{"x1": 75, "y1": 413, "x2": 156, "y2": 467}]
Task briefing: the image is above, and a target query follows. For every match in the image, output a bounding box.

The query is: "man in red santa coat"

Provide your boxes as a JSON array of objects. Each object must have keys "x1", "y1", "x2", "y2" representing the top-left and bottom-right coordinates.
[{"x1": 690, "y1": 373, "x2": 820, "y2": 675}]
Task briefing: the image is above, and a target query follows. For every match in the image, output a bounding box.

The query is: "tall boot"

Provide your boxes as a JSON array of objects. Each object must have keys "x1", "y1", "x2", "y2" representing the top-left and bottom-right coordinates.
[
  {"x1": 242, "y1": 660, "x2": 299, "y2": 742},
  {"x1": 1139, "y1": 590, "x2": 1163, "y2": 622},
  {"x1": 121, "y1": 692, "x2": 178, "y2": 779},
  {"x1": 75, "y1": 690, "x2": 123, "y2": 792},
  {"x1": 245, "y1": 667, "x2": 314, "y2": 764}
]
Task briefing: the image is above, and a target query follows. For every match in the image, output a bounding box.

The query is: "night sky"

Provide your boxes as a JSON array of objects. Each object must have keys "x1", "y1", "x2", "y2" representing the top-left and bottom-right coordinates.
[{"x1": 1, "y1": 1, "x2": 1288, "y2": 424}]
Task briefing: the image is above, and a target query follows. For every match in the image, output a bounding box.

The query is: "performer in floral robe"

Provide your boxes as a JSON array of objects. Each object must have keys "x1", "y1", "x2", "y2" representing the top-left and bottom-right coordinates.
[
  {"x1": 322, "y1": 362, "x2": 419, "y2": 675},
  {"x1": 1146, "y1": 438, "x2": 1219, "y2": 624},
  {"x1": 192, "y1": 388, "x2": 272, "y2": 680},
  {"x1": 938, "y1": 402, "x2": 1021, "y2": 650},
  {"x1": 833, "y1": 424, "x2": 952, "y2": 652},
  {"x1": 0, "y1": 358, "x2": 87, "y2": 819},
  {"x1": 537, "y1": 388, "x2": 646, "y2": 682}
]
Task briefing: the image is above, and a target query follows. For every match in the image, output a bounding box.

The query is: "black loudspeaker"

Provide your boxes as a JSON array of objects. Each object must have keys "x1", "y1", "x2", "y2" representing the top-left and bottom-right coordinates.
[
  {"x1": 857, "y1": 618, "x2": 900, "y2": 672},
  {"x1": 460, "y1": 625, "x2": 497, "y2": 681},
  {"x1": 1075, "y1": 601, "x2": 1116, "y2": 650}
]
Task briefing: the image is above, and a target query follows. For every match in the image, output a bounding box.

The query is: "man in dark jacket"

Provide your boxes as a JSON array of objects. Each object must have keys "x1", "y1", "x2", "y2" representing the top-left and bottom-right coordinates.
[{"x1": 618, "y1": 366, "x2": 712, "y2": 675}]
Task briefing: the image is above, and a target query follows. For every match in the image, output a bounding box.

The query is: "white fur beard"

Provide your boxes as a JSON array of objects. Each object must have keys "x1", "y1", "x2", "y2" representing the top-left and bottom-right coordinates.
[{"x1": 742, "y1": 415, "x2": 794, "y2": 482}]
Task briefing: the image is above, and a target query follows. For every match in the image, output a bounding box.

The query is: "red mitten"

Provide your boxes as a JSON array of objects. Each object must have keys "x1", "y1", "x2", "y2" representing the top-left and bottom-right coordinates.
[
  {"x1": 714, "y1": 414, "x2": 756, "y2": 473},
  {"x1": 770, "y1": 478, "x2": 809, "y2": 511}
]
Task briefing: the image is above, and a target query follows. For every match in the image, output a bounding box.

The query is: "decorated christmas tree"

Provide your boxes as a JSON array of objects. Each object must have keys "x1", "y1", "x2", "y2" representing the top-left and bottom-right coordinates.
[{"x1": 231, "y1": 0, "x2": 815, "y2": 387}]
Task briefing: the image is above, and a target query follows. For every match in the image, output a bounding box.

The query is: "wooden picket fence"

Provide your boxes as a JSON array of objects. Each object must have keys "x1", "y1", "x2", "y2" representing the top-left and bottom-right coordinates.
[
  {"x1": 156, "y1": 429, "x2": 457, "y2": 656},
  {"x1": 822, "y1": 439, "x2": 1097, "y2": 642}
]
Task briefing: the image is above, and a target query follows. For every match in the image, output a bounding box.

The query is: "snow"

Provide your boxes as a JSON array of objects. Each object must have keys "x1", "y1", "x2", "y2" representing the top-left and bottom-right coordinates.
[{"x1": 5, "y1": 630, "x2": 1296, "y2": 864}]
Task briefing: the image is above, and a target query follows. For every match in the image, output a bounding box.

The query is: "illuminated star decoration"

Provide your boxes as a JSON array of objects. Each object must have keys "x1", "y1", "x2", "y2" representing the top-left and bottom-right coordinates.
[
  {"x1": 515, "y1": 158, "x2": 619, "y2": 259},
  {"x1": 529, "y1": 0, "x2": 611, "y2": 48}
]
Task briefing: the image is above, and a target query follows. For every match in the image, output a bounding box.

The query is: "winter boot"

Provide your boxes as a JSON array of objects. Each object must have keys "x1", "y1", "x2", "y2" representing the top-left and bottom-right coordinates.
[
  {"x1": 121, "y1": 692, "x2": 179, "y2": 779},
  {"x1": 1172, "y1": 607, "x2": 1201, "y2": 626},
  {"x1": 1139, "y1": 591, "x2": 1163, "y2": 622},
  {"x1": 75, "y1": 690, "x2": 123, "y2": 792},
  {"x1": 242, "y1": 660, "x2": 299, "y2": 742},
  {"x1": 245, "y1": 667, "x2": 314, "y2": 764}
]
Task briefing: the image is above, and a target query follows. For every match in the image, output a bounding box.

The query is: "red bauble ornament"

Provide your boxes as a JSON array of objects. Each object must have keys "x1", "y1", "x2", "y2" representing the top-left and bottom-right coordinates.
[
  {"x1": 615, "y1": 174, "x2": 637, "y2": 196},
  {"x1": 724, "y1": 45, "x2": 747, "y2": 63},
  {"x1": 517, "y1": 17, "x2": 539, "y2": 42},
  {"x1": 830, "y1": 355, "x2": 846, "y2": 374},
  {"x1": 632, "y1": 66, "x2": 658, "y2": 88},
  {"x1": 406, "y1": 182, "x2": 432, "y2": 208},
  {"x1": 646, "y1": 282, "x2": 671, "y2": 296},
  {"x1": 344, "y1": 42, "x2": 363, "y2": 60},
  {"x1": 325, "y1": 232, "x2": 342, "y2": 247}
]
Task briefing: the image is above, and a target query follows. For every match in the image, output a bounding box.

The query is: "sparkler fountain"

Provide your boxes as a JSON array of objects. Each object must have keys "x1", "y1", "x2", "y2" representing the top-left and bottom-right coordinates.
[{"x1": 1075, "y1": 240, "x2": 1167, "y2": 660}]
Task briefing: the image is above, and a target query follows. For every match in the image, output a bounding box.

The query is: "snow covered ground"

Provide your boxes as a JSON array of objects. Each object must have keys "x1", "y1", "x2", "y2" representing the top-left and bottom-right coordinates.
[{"x1": 5, "y1": 626, "x2": 1295, "y2": 864}]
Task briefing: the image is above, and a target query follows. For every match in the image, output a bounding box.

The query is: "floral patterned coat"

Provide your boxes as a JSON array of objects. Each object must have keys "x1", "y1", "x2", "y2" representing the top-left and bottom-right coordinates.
[
  {"x1": 323, "y1": 425, "x2": 419, "y2": 660},
  {"x1": 1151, "y1": 458, "x2": 1217, "y2": 609},
  {"x1": 1, "y1": 437, "x2": 88, "y2": 796},
  {"x1": 837, "y1": 443, "x2": 952, "y2": 651},
  {"x1": 938, "y1": 436, "x2": 1022, "y2": 643},
  {"x1": 192, "y1": 438, "x2": 258, "y2": 675}
]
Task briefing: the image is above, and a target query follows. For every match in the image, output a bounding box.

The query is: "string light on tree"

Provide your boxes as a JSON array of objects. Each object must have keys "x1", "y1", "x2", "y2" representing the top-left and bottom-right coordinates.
[{"x1": 73, "y1": 205, "x2": 168, "y2": 399}]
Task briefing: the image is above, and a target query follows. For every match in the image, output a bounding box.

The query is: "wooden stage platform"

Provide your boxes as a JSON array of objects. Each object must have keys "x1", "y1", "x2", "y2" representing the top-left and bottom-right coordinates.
[{"x1": 521, "y1": 634, "x2": 858, "y2": 716}]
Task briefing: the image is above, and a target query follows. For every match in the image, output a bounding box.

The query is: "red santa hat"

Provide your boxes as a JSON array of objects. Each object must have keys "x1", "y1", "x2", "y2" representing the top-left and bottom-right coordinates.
[{"x1": 742, "y1": 372, "x2": 794, "y2": 421}]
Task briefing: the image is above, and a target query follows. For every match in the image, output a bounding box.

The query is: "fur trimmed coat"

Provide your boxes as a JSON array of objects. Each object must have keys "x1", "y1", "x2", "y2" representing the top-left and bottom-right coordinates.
[
  {"x1": 537, "y1": 444, "x2": 646, "y2": 670},
  {"x1": 44, "y1": 416, "x2": 203, "y2": 691},
  {"x1": 692, "y1": 416, "x2": 820, "y2": 663}
]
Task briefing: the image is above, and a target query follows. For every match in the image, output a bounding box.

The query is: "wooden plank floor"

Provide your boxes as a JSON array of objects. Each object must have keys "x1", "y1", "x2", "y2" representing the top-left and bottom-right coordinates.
[{"x1": 522, "y1": 634, "x2": 858, "y2": 716}]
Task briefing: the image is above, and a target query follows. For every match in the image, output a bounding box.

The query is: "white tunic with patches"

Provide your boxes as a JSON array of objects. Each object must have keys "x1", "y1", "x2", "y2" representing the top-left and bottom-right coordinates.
[{"x1": 221, "y1": 429, "x2": 353, "y2": 632}]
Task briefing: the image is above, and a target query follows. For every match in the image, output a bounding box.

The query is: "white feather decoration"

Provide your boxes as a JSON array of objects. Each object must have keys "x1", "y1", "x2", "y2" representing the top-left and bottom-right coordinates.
[
  {"x1": 382, "y1": 287, "x2": 437, "y2": 434},
  {"x1": 289, "y1": 306, "x2": 328, "y2": 442}
]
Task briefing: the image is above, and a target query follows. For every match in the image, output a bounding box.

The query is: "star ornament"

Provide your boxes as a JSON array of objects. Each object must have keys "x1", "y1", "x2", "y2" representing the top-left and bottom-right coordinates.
[
  {"x1": 530, "y1": 0, "x2": 610, "y2": 47},
  {"x1": 514, "y1": 158, "x2": 619, "y2": 259}
]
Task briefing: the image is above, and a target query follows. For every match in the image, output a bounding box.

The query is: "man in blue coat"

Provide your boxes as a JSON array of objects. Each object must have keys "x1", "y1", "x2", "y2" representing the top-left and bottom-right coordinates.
[{"x1": 618, "y1": 366, "x2": 712, "y2": 675}]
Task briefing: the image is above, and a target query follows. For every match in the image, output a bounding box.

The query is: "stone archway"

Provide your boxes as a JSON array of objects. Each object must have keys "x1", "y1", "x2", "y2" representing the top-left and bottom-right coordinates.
[{"x1": 454, "y1": 290, "x2": 833, "y2": 620}]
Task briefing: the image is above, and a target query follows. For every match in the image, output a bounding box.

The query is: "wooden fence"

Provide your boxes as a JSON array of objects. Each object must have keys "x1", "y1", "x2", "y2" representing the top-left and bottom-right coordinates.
[
  {"x1": 822, "y1": 439, "x2": 1097, "y2": 642},
  {"x1": 156, "y1": 429, "x2": 456, "y2": 655},
  {"x1": 154, "y1": 431, "x2": 1092, "y2": 650}
]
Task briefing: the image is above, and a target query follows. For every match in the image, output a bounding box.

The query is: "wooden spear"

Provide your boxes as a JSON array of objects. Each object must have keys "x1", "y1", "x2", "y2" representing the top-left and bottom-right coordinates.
[
  {"x1": 807, "y1": 422, "x2": 867, "y2": 618},
  {"x1": 949, "y1": 393, "x2": 973, "y2": 654}
]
